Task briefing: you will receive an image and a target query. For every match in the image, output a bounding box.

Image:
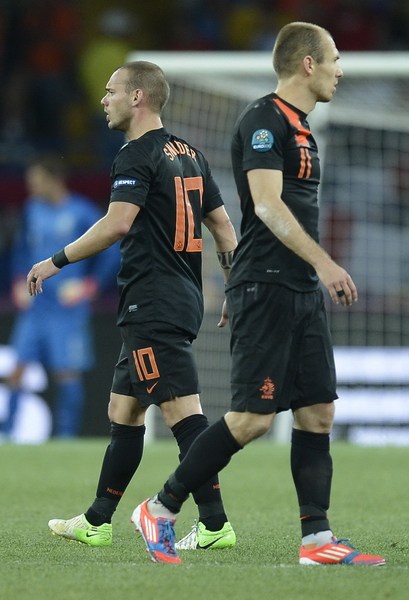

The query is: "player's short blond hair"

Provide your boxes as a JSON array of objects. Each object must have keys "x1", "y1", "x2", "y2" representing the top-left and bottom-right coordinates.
[
  {"x1": 120, "y1": 61, "x2": 170, "y2": 114},
  {"x1": 273, "y1": 22, "x2": 332, "y2": 78}
]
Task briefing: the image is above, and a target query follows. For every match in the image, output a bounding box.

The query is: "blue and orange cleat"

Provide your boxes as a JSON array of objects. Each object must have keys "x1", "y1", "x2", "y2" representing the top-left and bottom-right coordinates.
[
  {"x1": 131, "y1": 499, "x2": 181, "y2": 564},
  {"x1": 299, "y1": 537, "x2": 385, "y2": 566}
]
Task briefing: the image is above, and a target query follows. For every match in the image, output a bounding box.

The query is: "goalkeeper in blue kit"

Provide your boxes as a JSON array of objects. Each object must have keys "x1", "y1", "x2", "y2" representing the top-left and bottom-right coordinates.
[{"x1": 3, "y1": 155, "x2": 119, "y2": 438}]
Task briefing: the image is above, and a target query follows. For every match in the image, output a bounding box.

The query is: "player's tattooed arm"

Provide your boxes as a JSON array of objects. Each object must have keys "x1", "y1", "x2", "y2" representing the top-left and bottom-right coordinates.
[{"x1": 217, "y1": 250, "x2": 234, "y2": 271}]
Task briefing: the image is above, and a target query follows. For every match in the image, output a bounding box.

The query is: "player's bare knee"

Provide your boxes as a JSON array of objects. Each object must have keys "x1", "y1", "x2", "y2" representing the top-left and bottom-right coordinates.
[
  {"x1": 293, "y1": 402, "x2": 334, "y2": 433},
  {"x1": 226, "y1": 411, "x2": 273, "y2": 445},
  {"x1": 252, "y1": 414, "x2": 274, "y2": 438},
  {"x1": 315, "y1": 403, "x2": 335, "y2": 432},
  {"x1": 160, "y1": 394, "x2": 202, "y2": 428},
  {"x1": 108, "y1": 392, "x2": 145, "y2": 425}
]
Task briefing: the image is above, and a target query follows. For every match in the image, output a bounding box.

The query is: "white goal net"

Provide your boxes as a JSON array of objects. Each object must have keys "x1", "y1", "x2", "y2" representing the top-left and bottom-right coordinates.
[{"x1": 130, "y1": 50, "x2": 409, "y2": 444}]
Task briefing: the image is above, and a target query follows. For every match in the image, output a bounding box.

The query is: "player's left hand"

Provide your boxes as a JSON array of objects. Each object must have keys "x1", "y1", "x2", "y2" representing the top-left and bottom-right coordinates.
[
  {"x1": 217, "y1": 297, "x2": 229, "y2": 328},
  {"x1": 27, "y1": 258, "x2": 60, "y2": 296}
]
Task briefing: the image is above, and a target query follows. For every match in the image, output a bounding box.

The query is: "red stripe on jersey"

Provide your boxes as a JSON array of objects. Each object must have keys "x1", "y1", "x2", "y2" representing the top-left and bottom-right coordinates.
[{"x1": 273, "y1": 98, "x2": 311, "y2": 148}]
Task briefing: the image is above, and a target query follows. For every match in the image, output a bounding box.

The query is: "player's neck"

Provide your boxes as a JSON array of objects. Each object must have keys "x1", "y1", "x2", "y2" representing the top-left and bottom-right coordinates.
[
  {"x1": 126, "y1": 115, "x2": 163, "y2": 141},
  {"x1": 275, "y1": 80, "x2": 316, "y2": 114}
]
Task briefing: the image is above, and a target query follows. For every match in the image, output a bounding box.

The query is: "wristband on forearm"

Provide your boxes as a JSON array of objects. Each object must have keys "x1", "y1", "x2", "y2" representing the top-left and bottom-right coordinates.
[{"x1": 51, "y1": 248, "x2": 70, "y2": 269}]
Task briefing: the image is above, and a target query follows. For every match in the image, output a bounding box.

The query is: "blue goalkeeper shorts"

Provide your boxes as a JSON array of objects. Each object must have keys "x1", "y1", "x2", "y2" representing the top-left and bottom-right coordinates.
[{"x1": 11, "y1": 309, "x2": 94, "y2": 373}]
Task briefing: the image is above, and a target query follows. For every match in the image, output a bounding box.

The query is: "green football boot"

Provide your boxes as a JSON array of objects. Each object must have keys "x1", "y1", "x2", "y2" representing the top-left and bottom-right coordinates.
[
  {"x1": 175, "y1": 520, "x2": 236, "y2": 550},
  {"x1": 48, "y1": 513, "x2": 112, "y2": 547}
]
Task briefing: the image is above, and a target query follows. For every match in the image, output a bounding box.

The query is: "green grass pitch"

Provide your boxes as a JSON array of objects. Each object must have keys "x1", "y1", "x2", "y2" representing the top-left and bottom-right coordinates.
[{"x1": 0, "y1": 439, "x2": 408, "y2": 600}]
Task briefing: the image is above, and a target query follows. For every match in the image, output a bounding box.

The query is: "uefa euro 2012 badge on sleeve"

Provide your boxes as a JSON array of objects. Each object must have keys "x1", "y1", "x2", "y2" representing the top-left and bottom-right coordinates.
[{"x1": 251, "y1": 129, "x2": 274, "y2": 152}]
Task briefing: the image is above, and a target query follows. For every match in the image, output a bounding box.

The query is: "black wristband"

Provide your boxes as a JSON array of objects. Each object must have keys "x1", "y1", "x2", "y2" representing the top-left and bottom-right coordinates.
[{"x1": 51, "y1": 249, "x2": 70, "y2": 269}]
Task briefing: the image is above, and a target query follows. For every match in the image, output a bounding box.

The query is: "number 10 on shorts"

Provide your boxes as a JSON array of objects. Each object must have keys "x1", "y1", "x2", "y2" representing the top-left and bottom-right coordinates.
[{"x1": 132, "y1": 347, "x2": 160, "y2": 381}]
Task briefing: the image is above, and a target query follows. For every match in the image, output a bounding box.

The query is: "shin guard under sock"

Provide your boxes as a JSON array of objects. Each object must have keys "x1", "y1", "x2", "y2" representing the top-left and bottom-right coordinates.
[
  {"x1": 291, "y1": 428, "x2": 333, "y2": 536},
  {"x1": 86, "y1": 422, "x2": 145, "y2": 525},
  {"x1": 159, "y1": 417, "x2": 242, "y2": 514},
  {"x1": 171, "y1": 414, "x2": 227, "y2": 530}
]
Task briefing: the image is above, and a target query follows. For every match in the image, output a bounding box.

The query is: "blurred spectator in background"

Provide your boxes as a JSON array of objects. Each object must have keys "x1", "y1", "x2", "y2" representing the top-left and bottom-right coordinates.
[
  {"x1": 0, "y1": 1, "x2": 32, "y2": 163},
  {"x1": 225, "y1": 1, "x2": 264, "y2": 49},
  {"x1": 1, "y1": 155, "x2": 119, "y2": 438},
  {"x1": 165, "y1": 0, "x2": 226, "y2": 50},
  {"x1": 22, "y1": 0, "x2": 83, "y2": 152},
  {"x1": 78, "y1": 7, "x2": 138, "y2": 166},
  {"x1": 0, "y1": 0, "x2": 83, "y2": 159}
]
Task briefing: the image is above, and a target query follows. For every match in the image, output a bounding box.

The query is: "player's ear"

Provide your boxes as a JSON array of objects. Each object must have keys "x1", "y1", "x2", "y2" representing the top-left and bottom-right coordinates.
[
  {"x1": 133, "y1": 88, "x2": 143, "y2": 105},
  {"x1": 303, "y1": 55, "x2": 314, "y2": 75}
]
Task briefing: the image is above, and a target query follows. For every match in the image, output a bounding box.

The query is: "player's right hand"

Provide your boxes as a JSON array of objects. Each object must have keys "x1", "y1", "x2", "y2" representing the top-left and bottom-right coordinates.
[{"x1": 27, "y1": 257, "x2": 60, "y2": 296}]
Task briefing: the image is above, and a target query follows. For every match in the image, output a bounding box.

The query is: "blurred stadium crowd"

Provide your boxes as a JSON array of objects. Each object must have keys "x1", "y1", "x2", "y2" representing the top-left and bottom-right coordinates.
[
  {"x1": 0, "y1": 0, "x2": 408, "y2": 167},
  {"x1": 1, "y1": 0, "x2": 408, "y2": 171}
]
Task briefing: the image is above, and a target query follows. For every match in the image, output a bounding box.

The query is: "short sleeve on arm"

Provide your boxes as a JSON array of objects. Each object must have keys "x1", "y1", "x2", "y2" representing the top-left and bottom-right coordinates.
[
  {"x1": 200, "y1": 156, "x2": 224, "y2": 217},
  {"x1": 240, "y1": 103, "x2": 287, "y2": 172},
  {"x1": 109, "y1": 144, "x2": 153, "y2": 208}
]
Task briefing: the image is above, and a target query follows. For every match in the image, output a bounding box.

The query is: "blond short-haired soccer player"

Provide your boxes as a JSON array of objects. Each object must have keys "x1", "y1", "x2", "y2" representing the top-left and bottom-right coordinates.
[{"x1": 133, "y1": 22, "x2": 385, "y2": 566}]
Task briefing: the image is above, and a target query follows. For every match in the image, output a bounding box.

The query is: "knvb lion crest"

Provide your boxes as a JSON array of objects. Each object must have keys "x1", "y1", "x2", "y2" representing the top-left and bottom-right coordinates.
[{"x1": 259, "y1": 377, "x2": 275, "y2": 400}]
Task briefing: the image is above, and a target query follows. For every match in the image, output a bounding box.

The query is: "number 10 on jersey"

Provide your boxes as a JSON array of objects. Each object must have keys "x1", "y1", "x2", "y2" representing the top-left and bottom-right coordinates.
[{"x1": 173, "y1": 176, "x2": 203, "y2": 253}]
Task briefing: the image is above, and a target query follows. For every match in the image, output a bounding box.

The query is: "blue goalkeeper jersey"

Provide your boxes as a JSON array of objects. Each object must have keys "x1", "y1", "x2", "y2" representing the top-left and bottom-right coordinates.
[{"x1": 11, "y1": 192, "x2": 119, "y2": 315}]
